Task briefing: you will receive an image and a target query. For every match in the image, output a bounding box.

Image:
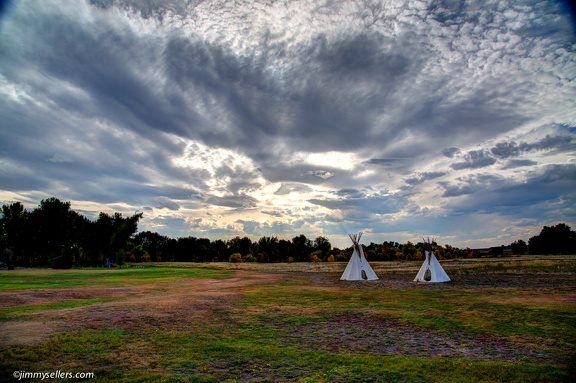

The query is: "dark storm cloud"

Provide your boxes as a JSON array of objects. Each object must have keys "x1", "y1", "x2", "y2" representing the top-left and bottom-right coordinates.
[
  {"x1": 451, "y1": 150, "x2": 497, "y2": 170},
  {"x1": 439, "y1": 182, "x2": 478, "y2": 198},
  {"x1": 439, "y1": 173, "x2": 506, "y2": 198},
  {"x1": 154, "y1": 197, "x2": 180, "y2": 211},
  {"x1": 206, "y1": 194, "x2": 258, "y2": 209},
  {"x1": 162, "y1": 30, "x2": 420, "y2": 155},
  {"x1": 364, "y1": 158, "x2": 408, "y2": 168},
  {"x1": 490, "y1": 142, "x2": 522, "y2": 159},
  {"x1": 3, "y1": 0, "x2": 569, "y2": 176},
  {"x1": 442, "y1": 148, "x2": 461, "y2": 158},
  {"x1": 405, "y1": 172, "x2": 446, "y2": 186},
  {"x1": 491, "y1": 134, "x2": 575, "y2": 159},
  {"x1": 162, "y1": 36, "x2": 280, "y2": 149},
  {"x1": 502, "y1": 159, "x2": 538, "y2": 169},
  {"x1": 308, "y1": 189, "x2": 406, "y2": 216},
  {"x1": 441, "y1": 164, "x2": 576, "y2": 216},
  {"x1": 0, "y1": 4, "x2": 211, "y2": 204},
  {"x1": 3, "y1": 14, "x2": 193, "y2": 141}
]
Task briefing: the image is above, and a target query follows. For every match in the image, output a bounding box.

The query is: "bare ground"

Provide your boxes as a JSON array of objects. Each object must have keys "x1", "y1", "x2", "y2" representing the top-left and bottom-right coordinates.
[
  {"x1": 0, "y1": 271, "x2": 282, "y2": 346},
  {"x1": 1, "y1": 260, "x2": 575, "y2": 366},
  {"x1": 288, "y1": 272, "x2": 575, "y2": 363}
]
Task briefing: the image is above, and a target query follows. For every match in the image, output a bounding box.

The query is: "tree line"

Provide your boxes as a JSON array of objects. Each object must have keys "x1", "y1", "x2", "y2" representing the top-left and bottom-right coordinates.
[{"x1": 1, "y1": 198, "x2": 575, "y2": 267}]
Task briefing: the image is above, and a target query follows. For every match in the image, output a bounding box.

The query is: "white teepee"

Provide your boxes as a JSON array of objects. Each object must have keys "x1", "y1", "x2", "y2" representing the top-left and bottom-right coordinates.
[
  {"x1": 341, "y1": 232, "x2": 379, "y2": 281},
  {"x1": 414, "y1": 250, "x2": 450, "y2": 282}
]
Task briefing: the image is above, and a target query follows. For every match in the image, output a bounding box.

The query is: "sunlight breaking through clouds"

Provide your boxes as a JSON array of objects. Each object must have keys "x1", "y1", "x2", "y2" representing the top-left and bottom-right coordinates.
[{"x1": 1, "y1": 0, "x2": 575, "y2": 247}]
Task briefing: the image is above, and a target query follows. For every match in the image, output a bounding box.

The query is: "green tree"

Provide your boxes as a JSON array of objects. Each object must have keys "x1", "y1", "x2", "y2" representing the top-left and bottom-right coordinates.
[
  {"x1": 0, "y1": 202, "x2": 30, "y2": 266},
  {"x1": 88, "y1": 212, "x2": 142, "y2": 265},
  {"x1": 529, "y1": 223, "x2": 576, "y2": 255},
  {"x1": 212, "y1": 239, "x2": 229, "y2": 262},
  {"x1": 278, "y1": 239, "x2": 292, "y2": 262},
  {"x1": 28, "y1": 198, "x2": 77, "y2": 266},
  {"x1": 228, "y1": 236, "x2": 252, "y2": 258},
  {"x1": 400, "y1": 241, "x2": 416, "y2": 260},
  {"x1": 291, "y1": 234, "x2": 312, "y2": 262},
  {"x1": 510, "y1": 239, "x2": 528, "y2": 255},
  {"x1": 174, "y1": 236, "x2": 197, "y2": 262},
  {"x1": 313, "y1": 236, "x2": 332, "y2": 258},
  {"x1": 135, "y1": 231, "x2": 170, "y2": 262},
  {"x1": 254, "y1": 236, "x2": 279, "y2": 262}
]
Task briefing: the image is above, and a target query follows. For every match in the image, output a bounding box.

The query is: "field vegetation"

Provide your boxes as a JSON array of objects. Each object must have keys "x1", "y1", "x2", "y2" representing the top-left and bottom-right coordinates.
[{"x1": 1, "y1": 257, "x2": 575, "y2": 382}]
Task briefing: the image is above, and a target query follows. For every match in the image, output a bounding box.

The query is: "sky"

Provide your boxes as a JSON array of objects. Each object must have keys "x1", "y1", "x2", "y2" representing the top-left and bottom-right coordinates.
[{"x1": 1, "y1": 0, "x2": 575, "y2": 249}]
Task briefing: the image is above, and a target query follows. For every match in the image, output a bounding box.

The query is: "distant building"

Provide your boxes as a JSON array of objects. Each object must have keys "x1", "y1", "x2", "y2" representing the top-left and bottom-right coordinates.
[{"x1": 473, "y1": 246, "x2": 512, "y2": 257}]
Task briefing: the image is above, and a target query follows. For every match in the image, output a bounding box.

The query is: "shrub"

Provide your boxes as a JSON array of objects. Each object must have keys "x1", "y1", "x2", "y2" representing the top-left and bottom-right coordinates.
[
  {"x1": 242, "y1": 254, "x2": 257, "y2": 263},
  {"x1": 116, "y1": 249, "x2": 126, "y2": 265},
  {"x1": 308, "y1": 254, "x2": 320, "y2": 262},
  {"x1": 309, "y1": 250, "x2": 322, "y2": 262},
  {"x1": 334, "y1": 250, "x2": 348, "y2": 262},
  {"x1": 229, "y1": 253, "x2": 243, "y2": 263}
]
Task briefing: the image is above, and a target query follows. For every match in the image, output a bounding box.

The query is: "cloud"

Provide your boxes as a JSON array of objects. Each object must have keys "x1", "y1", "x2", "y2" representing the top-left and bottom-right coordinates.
[
  {"x1": 364, "y1": 158, "x2": 407, "y2": 167},
  {"x1": 405, "y1": 172, "x2": 446, "y2": 186},
  {"x1": 0, "y1": 0, "x2": 575, "y2": 248},
  {"x1": 206, "y1": 194, "x2": 258, "y2": 209},
  {"x1": 502, "y1": 159, "x2": 538, "y2": 169},
  {"x1": 439, "y1": 181, "x2": 478, "y2": 198},
  {"x1": 451, "y1": 150, "x2": 497, "y2": 170},
  {"x1": 274, "y1": 183, "x2": 313, "y2": 196},
  {"x1": 154, "y1": 197, "x2": 180, "y2": 211},
  {"x1": 490, "y1": 142, "x2": 521, "y2": 159},
  {"x1": 441, "y1": 164, "x2": 576, "y2": 217},
  {"x1": 261, "y1": 210, "x2": 283, "y2": 217},
  {"x1": 491, "y1": 133, "x2": 575, "y2": 159},
  {"x1": 442, "y1": 148, "x2": 461, "y2": 158},
  {"x1": 306, "y1": 170, "x2": 335, "y2": 180},
  {"x1": 235, "y1": 219, "x2": 260, "y2": 234},
  {"x1": 308, "y1": 189, "x2": 406, "y2": 216}
]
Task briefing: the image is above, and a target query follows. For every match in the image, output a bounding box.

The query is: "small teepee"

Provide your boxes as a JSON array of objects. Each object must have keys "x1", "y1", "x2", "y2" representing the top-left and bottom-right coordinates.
[
  {"x1": 341, "y1": 232, "x2": 379, "y2": 281},
  {"x1": 414, "y1": 239, "x2": 450, "y2": 283}
]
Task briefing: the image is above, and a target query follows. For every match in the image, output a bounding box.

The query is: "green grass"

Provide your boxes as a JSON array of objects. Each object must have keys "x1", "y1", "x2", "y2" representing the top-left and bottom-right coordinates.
[
  {"x1": 0, "y1": 297, "x2": 119, "y2": 321},
  {"x1": 460, "y1": 260, "x2": 576, "y2": 273},
  {"x1": 0, "y1": 267, "x2": 230, "y2": 290},
  {"x1": 1, "y1": 266, "x2": 574, "y2": 382}
]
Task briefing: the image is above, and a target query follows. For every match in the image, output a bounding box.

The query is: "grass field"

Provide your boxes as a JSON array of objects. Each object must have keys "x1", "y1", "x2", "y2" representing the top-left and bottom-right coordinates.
[{"x1": 1, "y1": 257, "x2": 575, "y2": 382}]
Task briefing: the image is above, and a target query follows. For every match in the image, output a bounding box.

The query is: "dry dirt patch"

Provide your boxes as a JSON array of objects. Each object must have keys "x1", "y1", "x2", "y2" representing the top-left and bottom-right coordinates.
[
  {"x1": 0, "y1": 270, "x2": 285, "y2": 346},
  {"x1": 284, "y1": 312, "x2": 549, "y2": 362}
]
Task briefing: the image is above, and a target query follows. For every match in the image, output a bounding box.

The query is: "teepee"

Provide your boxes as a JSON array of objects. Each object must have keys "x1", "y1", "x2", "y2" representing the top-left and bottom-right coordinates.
[
  {"x1": 414, "y1": 239, "x2": 450, "y2": 282},
  {"x1": 341, "y1": 232, "x2": 379, "y2": 281}
]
